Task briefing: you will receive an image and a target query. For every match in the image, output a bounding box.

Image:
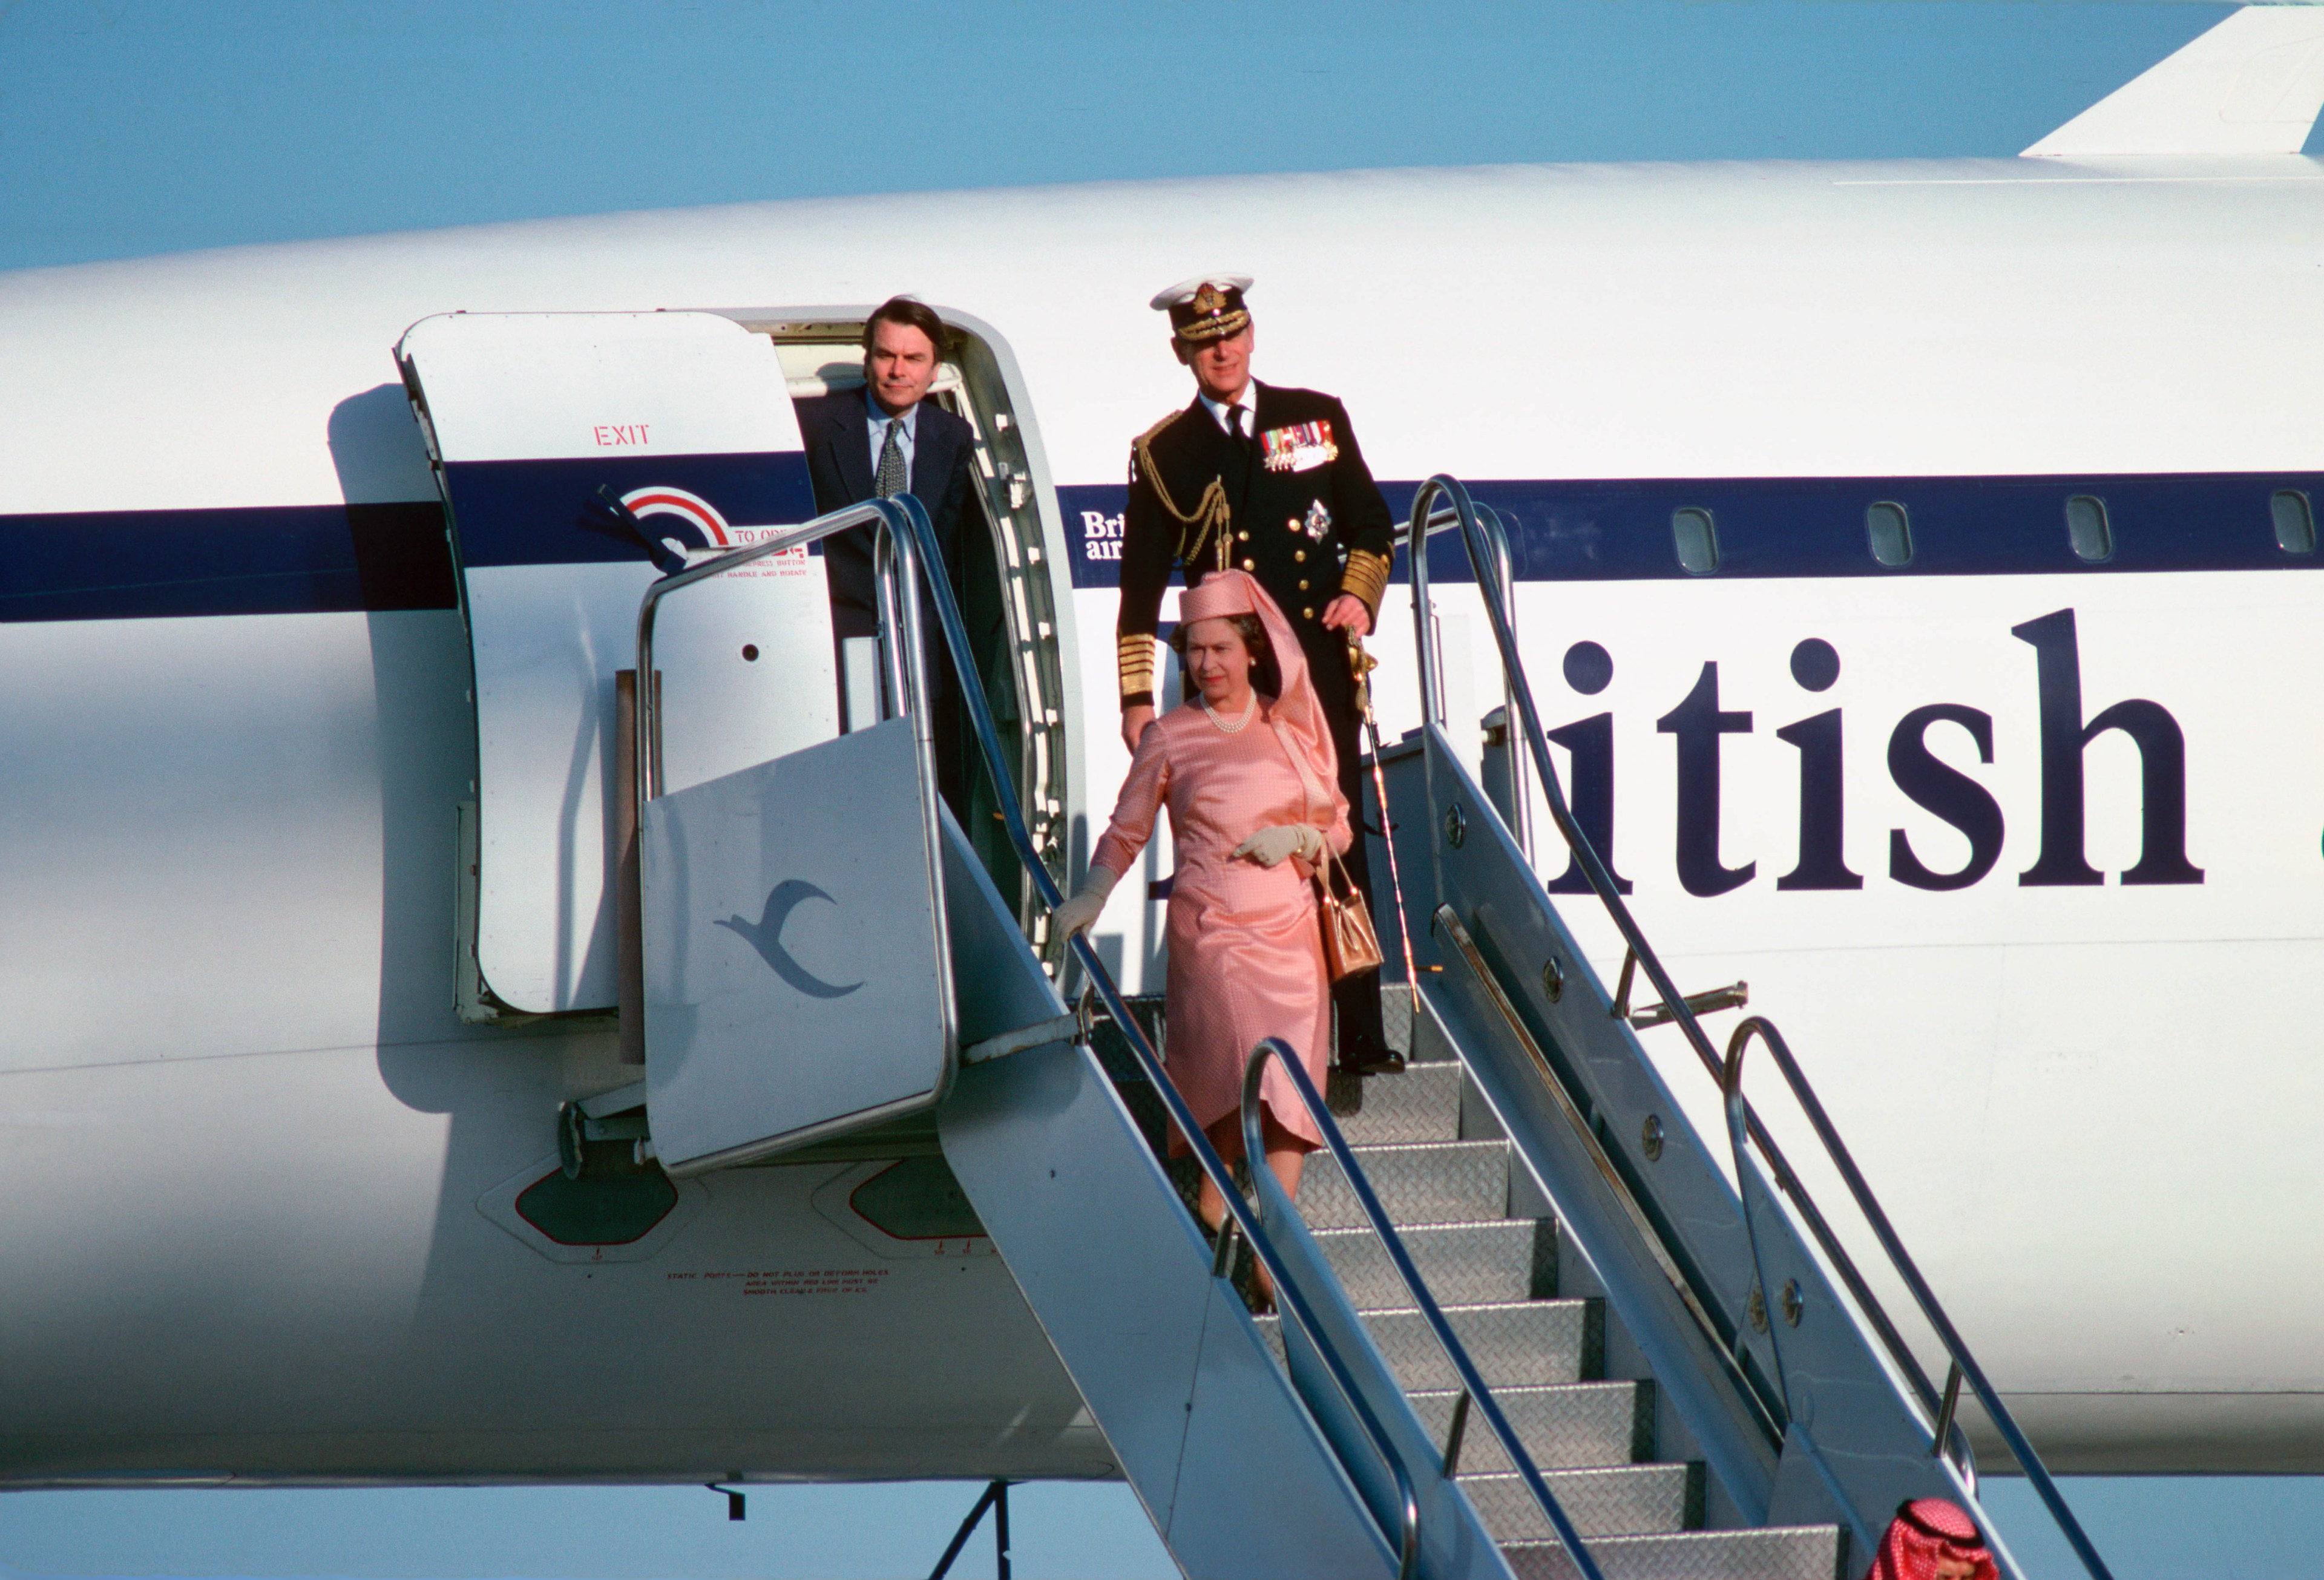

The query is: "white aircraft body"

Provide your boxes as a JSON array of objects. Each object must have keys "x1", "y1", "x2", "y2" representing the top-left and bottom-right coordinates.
[{"x1": 2, "y1": 6, "x2": 2321, "y2": 1504}]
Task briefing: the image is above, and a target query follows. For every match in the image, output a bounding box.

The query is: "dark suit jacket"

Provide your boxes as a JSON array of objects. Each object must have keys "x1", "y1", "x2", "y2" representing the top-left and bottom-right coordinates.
[
  {"x1": 1116, "y1": 381, "x2": 1394, "y2": 715},
  {"x1": 796, "y1": 387, "x2": 976, "y2": 640}
]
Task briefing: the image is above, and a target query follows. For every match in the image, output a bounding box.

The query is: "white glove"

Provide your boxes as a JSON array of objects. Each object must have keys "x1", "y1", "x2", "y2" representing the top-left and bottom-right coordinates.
[
  {"x1": 1232, "y1": 824, "x2": 1324, "y2": 868},
  {"x1": 1052, "y1": 866, "x2": 1118, "y2": 938}
]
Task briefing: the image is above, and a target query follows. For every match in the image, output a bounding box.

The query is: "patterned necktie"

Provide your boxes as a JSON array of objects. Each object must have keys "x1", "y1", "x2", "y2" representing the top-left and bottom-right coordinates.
[{"x1": 875, "y1": 418, "x2": 907, "y2": 498}]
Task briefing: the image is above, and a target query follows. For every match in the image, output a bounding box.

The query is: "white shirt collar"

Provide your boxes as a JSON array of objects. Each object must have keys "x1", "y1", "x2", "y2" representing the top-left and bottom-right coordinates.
[{"x1": 1198, "y1": 382, "x2": 1258, "y2": 435}]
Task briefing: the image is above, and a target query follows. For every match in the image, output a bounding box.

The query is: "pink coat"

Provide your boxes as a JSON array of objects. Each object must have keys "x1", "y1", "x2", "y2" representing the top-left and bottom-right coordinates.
[{"x1": 1092, "y1": 700, "x2": 1352, "y2": 1152}]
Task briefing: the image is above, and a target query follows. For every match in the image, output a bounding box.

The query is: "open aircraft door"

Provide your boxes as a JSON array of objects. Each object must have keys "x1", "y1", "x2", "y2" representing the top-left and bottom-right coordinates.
[{"x1": 396, "y1": 310, "x2": 836, "y2": 1018}]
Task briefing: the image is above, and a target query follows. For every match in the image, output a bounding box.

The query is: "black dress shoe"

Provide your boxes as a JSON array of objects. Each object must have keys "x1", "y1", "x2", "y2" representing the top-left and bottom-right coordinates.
[{"x1": 1339, "y1": 1041, "x2": 1405, "y2": 1077}]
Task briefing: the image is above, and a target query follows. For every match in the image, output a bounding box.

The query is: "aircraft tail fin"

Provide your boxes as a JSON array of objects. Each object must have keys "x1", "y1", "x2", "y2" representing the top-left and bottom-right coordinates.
[{"x1": 2023, "y1": 4, "x2": 2324, "y2": 157}]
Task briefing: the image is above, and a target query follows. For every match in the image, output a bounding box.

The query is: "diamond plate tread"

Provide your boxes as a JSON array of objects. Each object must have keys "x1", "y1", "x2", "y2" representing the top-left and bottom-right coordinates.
[
  {"x1": 1378, "y1": 982, "x2": 1460, "y2": 1063},
  {"x1": 1460, "y1": 1461, "x2": 1702, "y2": 1541},
  {"x1": 1326, "y1": 1061, "x2": 1465, "y2": 1144},
  {"x1": 1410, "y1": 1380, "x2": 1649, "y2": 1472},
  {"x1": 1500, "y1": 1526, "x2": 1846, "y2": 1580},
  {"x1": 1299, "y1": 1139, "x2": 1510, "y2": 1229},
  {"x1": 1312, "y1": 1219, "x2": 1555, "y2": 1310},
  {"x1": 1355, "y1": 1298, "x2": 1600, "y2": 1391}
]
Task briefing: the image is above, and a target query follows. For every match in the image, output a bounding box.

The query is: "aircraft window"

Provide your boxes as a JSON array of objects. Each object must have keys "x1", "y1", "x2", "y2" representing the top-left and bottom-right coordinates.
[
  {"x1": 2271, "y1": 490, "x2": 2316, "y2": 555},
  {"x1": 1865, "y1": 500, "x2": 1913, "y2": 567},
  {"x1": 1671, "y1": 507, "x2": 1719, "y2": 575},
  {"x1": 2064, "y1": 494, "x2": 2112, "y2": 563}
]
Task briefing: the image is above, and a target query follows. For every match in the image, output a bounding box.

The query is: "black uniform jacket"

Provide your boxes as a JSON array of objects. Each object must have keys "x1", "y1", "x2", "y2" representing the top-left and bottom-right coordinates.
[
  {"x1": 1116, "y1": 381, "x2": 1394, "y2": 713},
  {"x1": 796, "y1": 386, "x2": 976, "y2": 640}
]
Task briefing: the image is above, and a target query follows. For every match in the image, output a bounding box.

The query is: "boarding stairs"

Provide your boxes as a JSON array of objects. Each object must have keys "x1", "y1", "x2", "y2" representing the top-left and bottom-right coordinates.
[
  {"x1": 611, "y1": 488, "x2": 2118, "y2": 1580},
  {"x1": 1261, "y1": 1038, "x2": 1837, "y2": 1576}
]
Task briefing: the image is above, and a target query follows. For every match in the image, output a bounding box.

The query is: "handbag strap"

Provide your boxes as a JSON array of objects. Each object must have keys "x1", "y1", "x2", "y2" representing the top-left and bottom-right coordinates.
[
  {"x1": 1267, "y1": 712, "x2": 1336, "y2": 830},
  {"x1": 1266, "y1": 712, "x2": 1347, "y2": 894}
]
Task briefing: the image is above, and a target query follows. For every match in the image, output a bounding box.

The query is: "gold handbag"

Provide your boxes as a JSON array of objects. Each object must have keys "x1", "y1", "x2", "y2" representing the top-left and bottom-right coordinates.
[
  {"x1": 1266, "y1": 714, "x2": 1382, "y2": 982},
  {"x1": 1316, "y1": 845, "x2": 1384, "y2": 983}
]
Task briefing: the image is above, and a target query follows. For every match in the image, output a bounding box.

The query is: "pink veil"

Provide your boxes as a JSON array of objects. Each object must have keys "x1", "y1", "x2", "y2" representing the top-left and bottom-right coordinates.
[{"x1": 1179, "y1": 569, "x2": 1339, "y2": 820}]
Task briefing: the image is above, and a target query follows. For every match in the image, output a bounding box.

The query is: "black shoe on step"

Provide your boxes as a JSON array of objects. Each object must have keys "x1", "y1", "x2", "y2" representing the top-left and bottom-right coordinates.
[{"x1": 1339, "y1": 1041, "x2": 1405, "y2": 1077}]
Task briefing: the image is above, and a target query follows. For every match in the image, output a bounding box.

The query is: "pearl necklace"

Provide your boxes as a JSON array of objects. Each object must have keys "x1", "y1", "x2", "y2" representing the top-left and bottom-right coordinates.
[{"x1": 1203, "y1": 692, "x2": 1259, "y2": 734}]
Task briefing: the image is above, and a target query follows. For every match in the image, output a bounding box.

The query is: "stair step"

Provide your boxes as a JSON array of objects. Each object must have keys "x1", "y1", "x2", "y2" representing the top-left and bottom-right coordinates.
[
  {"x1": 1325, "y1": 1061, "x2": 1465, "y2": 1144},
  {"x1": 1299, "y1": 1139, "x2": 1509, "y2": 1228},
  {"x1": 1356, "y1": 1299, "x2": 1599, "y2": 1391},
  {"x1": 1460, "y1": 1460, "x2": 1701, "y2": 1540},
  {"x1": 1409, "y1": 1380, "x2": 1649, "y2": 1472},
  {"x1": 1501, "y1": 1525, "x2": 1847, "y2": 1580},
  {"x1": 1313, "y1": 1219, "x2": 1554, "y2": 1309}
]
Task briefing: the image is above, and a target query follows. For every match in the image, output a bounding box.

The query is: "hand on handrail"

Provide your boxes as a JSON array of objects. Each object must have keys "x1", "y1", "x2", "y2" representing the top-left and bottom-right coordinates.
[{"x1": 1051, "y1": 868, "x2": 1115, "y2": 939}]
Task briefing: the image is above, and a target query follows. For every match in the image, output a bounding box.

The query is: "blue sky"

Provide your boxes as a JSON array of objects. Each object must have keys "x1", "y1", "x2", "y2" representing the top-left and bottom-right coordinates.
[
  {"x1": 3, "y1": 2, "x2": 2318, "y2": 1577},
  {"x1": 0, "y1": 0, "x2": 2235, "y2": 271}
]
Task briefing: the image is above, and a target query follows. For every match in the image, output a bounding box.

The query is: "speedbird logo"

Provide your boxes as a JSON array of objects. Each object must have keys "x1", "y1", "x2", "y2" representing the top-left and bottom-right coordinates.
[
  {"x1": 617, "y1": 485, "x2": 812, "y2": 579},
  {"x1": 716, "y1": 880, "x2": 864, "y2": 999}
]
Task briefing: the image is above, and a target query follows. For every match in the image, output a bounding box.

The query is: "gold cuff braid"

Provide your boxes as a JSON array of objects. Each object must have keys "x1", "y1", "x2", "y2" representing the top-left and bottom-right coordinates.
[
  {"x1": 1117, "y1": 632, "x2": 1157, "y2": 700},
  {"x1": 1339, "y1": 549, "x2": 1391, "y2": 615}
]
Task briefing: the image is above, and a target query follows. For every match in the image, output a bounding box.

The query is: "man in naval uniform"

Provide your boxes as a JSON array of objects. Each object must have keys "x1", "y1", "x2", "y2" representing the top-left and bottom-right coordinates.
[{"x1": 1116, "y1": 274, "x2": 1403, "y2": 1076}]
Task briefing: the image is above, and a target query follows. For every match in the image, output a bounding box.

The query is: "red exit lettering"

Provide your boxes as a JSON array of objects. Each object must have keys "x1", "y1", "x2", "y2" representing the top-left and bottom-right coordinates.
[{"x1": 592, "y1": 423, "x2": 652, "y2": 447}]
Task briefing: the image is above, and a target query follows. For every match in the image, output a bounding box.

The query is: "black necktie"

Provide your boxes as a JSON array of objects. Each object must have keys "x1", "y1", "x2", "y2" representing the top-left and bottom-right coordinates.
[{"x1": 1226, "y1": 405, "x2": 1249, "y2": 453}]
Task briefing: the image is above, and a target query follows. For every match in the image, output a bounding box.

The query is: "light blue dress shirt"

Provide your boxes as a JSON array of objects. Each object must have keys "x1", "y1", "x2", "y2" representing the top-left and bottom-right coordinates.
[{"x1": 865, "y1": 391, "x2": 920, "y2": 485}]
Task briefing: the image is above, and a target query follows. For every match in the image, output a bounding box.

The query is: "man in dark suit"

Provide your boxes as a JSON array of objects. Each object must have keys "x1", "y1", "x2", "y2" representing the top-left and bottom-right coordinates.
[
  {"x1": 795, "y1": 297, "x2": 977, "y2": 811},
  {"x1": 797, "y1": 295, "x2": 977, "y2": 653},
  {"x1": 1116, "y1": 275, "x2": 1403, "y2": 1075}
]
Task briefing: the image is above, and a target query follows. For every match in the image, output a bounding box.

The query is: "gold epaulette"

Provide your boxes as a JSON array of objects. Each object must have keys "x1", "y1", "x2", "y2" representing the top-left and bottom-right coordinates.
[
  {"x1": 1132, "y1": 410, "x2": 1232, "y2": 572},
  {"x1": 1340, "y1": 548, "x2": 1391, "y2": 616},
  {"x1": 1117, "y1": 631, "x2": 1157, "y2": 703}
]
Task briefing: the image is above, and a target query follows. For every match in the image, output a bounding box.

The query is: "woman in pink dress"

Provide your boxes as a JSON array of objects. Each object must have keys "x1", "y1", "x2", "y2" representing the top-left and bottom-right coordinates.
[{"x1": 1054, "y1": 571, "x2": 1350, "y2": 1302}]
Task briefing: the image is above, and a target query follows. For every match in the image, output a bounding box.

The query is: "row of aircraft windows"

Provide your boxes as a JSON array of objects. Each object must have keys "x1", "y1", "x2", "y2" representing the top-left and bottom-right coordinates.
[{"x1": 1667, "y1": 488, "x2": 2319, "y2": 574}]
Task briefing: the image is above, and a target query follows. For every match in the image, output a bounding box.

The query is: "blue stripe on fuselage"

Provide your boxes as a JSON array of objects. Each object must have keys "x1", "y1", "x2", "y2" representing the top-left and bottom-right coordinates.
[
  {"x1": 0, "y1": 451, "x2": 816, "y2": 624},
  {"x1": 0, "y1": 502, "x2": 456, "y2": 624},
  {"x1": 4, "y1": 470, "x2": 2317, "y2": 624},
  {"x1": 1063, "y1": 473, "x2": 2324, "y2": 590}
]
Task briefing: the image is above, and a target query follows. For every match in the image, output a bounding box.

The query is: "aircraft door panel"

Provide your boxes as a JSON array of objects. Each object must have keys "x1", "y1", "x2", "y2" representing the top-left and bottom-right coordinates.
[
  {"x1": 395, "y1": 312, "x2": 827, "y2": 1017},
  {"x1": 641, "y1": 717, "x2": 952, "y2": 1174}
]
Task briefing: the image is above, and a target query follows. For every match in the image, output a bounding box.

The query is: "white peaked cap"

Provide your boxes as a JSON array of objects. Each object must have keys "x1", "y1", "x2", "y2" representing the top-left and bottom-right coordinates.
[{"x1": 1148, "y1": 274, "x2": 1254, "y2": 311}]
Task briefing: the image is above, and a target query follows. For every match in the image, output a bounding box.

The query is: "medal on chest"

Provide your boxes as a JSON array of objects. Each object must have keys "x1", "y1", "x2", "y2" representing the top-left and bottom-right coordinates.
[
  {"x1": 1302, "y1": 500, "x2": 1333, "y2": 542},
  {"x1": 1261, "y1": 419, "x2": 1339, "y2": 473}
]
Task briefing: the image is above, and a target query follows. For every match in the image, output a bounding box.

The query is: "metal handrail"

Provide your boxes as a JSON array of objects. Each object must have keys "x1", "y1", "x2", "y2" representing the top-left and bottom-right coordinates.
[
  {"x1": 1409, "y1": 477, "x2": 1933, "y2": 1409},
  {"x1": 845, "y1": 490, "x2": 1422, "y2": 1570},
  {"x1": 1408, "y1": 479, "x2": 1790, "y2": 1424},
  {"x1": 1409, "y1": 476, "x2": 1728, "y2": 1138},
  {"x1": 1408, "y1": 473, "x2": 2113, "y2": 1577},
  {"x1": 1430, "y1": 903, "x2": 1786, "y2": 1448},
  {"x1": 634, "y1": 497, "x2": 933, "y2": 811},
  {"x1": 1242, "y1": 1038, "x2": 1608, "y2": 1580},
  {"x1": 1415, "y1": 489, "x2": 1943, "y2": 1433},
  {"x1": 1724, "y1": 1018, "x2": 2113, "y2": 1580}
]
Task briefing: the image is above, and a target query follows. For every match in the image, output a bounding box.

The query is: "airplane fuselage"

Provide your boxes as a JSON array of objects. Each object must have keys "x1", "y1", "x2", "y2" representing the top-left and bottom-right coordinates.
[{"x1": 3, "y1": 154, "x2": 2320, "y2": 1481}]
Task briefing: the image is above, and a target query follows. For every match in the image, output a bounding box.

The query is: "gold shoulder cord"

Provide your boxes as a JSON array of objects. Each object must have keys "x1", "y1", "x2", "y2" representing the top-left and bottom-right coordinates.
[{"x1": 1133, "y1": 413, "x2": 1233, "y2": 573}]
